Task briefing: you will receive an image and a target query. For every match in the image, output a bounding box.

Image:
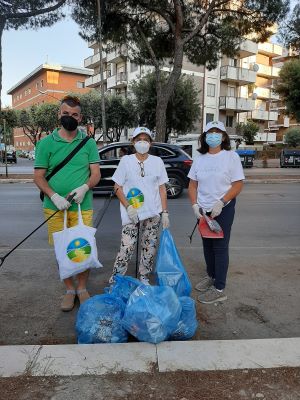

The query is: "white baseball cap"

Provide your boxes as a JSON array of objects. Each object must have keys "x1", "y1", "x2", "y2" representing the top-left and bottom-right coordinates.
[
  {"x1": 204, "y1": 121, "x2": 226, "y2": 133},
  {"x1": 132, "y1": 126, "x2": 155, "y2": 140}
]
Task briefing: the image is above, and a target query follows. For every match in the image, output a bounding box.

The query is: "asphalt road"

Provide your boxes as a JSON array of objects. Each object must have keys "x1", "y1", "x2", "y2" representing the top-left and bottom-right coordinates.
[{"x1": 0, "y1": 183, "x2": 299, "y2": 345}]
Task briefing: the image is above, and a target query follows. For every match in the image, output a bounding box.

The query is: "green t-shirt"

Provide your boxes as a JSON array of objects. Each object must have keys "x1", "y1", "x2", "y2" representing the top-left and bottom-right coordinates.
[{"x1": 34, "y1": 128, "x2": 100, "y2": 211}]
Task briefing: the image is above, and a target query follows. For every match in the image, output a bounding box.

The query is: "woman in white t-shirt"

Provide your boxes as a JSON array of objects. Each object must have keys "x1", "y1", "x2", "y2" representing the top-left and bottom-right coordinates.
[
  {"x1": 188, "y1": 121, "x2": 245, "y2": 304},
  {"x1": 109, "y1": 127, "x2": 170, "y2": 285}
]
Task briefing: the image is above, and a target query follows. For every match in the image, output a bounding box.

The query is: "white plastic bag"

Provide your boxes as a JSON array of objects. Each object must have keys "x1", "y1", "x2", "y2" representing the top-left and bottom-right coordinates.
[{"x1": 53, "y1": 205, "x2": 102, "y2": 280}]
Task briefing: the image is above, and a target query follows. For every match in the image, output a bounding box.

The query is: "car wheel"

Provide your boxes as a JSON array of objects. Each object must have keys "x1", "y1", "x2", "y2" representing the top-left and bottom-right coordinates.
[{"x1": 166, "y1": 173, "x2": 184, "y2": 199}]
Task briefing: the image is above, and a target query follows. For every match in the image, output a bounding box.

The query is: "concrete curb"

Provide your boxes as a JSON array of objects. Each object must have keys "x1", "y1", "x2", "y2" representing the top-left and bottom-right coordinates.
[{"x1": 0, "y1": 338, "x2": 299, "y2": 377}]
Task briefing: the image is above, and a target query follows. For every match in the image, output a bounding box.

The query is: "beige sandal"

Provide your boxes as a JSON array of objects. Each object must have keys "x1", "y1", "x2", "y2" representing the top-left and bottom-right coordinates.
[
  {"x1": 77, "y1": 289, "x2": 90, "y2": 305},
  {"x1": 61, "y1": 290, "x2": 76, "y2": 312}
]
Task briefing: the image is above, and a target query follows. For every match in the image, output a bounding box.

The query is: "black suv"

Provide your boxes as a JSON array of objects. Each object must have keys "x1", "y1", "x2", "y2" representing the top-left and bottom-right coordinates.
[{"x1": 93, "y1": 142, "x2": 193, "y2": 199}]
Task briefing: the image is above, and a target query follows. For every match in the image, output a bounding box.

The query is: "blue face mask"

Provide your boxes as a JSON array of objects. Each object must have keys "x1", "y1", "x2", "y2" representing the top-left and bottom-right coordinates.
[{"x1": 205, "y1": 133, "x2": 223, "y2": 148}]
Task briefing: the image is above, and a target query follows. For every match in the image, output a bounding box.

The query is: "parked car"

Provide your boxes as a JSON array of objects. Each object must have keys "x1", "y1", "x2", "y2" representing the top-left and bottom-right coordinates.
[
  {"x1": 0, "y1": 149, "x2": 17, "y2": 163},
  {"x1": 28, "y1": 150, "x2": 35, "y2": 161},
  {"x1": 93, "y1": 142, "x2": 193, "y2": 199}
]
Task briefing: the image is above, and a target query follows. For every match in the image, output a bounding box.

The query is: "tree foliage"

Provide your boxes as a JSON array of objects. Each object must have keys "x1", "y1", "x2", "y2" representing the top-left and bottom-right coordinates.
[
  {"x1": 274, "y1": 59, "x2": 300, "y2": 122},
  {"x1": 130, "y1": 72, "x2": 200, "y2": 141},
  {"x1": 0, "y1": 108, "x2": 17, "y2": 144},
  {"x1": 72, "y1": 0, "x2": 289, "y2": 142},
  {"x1": 0, "y1": 1, "x2": 66, "y2": 110},
  {"x1": 236, "y1": 120, "x2": 259, "y2": 144},
  {"x1": 73, "y1": 90, "x2": 137, "y2": 142},
  {"x1": 285, "y1": 127, "x2": 300, "y2": 147},
  {"x1": 279, "y1": 3, "x2": 300, "y2": 51},
  {"x1": 16, "y1": 103, "x2": 59, "y2": 146}
]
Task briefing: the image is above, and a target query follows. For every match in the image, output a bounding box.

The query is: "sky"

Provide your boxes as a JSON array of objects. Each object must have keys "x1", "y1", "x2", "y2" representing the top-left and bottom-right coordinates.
[
  {"x1": 1, "y1": 0, "x2": 297, "y2": 108},
  {"x1": 1, "y1": 16, "x2": 91, "y2": 107}
]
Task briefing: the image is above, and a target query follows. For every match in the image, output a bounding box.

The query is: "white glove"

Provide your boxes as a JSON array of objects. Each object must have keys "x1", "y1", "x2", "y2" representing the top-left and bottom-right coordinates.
[
  {"x1": 161, "y1": 212, "x2": 170, "y2": 229},
  {"x1": 50, "y1": 193, "x2": 71, "y2": 210},
  {"x1": 127, "y1": 205, "x2": 139, "y2": 224},
  {"x1": 192, "y1": 204, "x2": 202, "y2": 219},
  {"x1": 211, "y1": 200, "x2": 224, "y2": 218},
  {"x1": 70, "y1": 184, "x2": 89, "y2": 204}
]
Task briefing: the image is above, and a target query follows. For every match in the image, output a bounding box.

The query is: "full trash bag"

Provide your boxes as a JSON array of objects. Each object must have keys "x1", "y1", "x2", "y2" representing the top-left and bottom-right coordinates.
[
  {"x1": 76, "y1": 294, "x2": 128, "y2": 344},
  {"x1": 155, "y1": 229, "x2": 192, "y2": 297},
  {"x1": 169, "y1": 296, "x2": 198, "y2": 341},
  {"x1": 122, "y1": 285, "x2": 182, "y2": 344},
  {"x1": 106, "y1": 274, "x2": 141, "y2": 304}
]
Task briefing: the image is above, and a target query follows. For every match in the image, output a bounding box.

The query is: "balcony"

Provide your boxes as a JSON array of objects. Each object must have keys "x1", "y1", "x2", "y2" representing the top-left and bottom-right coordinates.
[
  {"x1": 85, "y1": 71, "x2": 109, "y2": 88},
  {"x1": 107, "y1": 72, "x2": 128, "y2": 89},
  {"x1": 84, "y1": 52, "x2": 107, "y2": 69},
  {"x1": 219, "y1": 96, "x2": 255, "y2": 112},
  {"x1": 250, "y1": 110, "x2": 278, "y2": 121},
  {"x1": 258, "y1": 42, "x2": 283, "y2": 57},
  {"x1": 107, "y1": 45, "x2": 128, "y2": 63},
  {"x1": 256, "y1": 64, "x2": 280, "y2": 78},
  {"x1": 254, "y1": 87, "x2": 280, "y2": 100},
  {"x1": 238, "y1": 39, "x2": 258, "y2": 58},
  {"x1": 254, "y1": 132, "x2": 277, "y2": 142},
  {"x1": 220, "y1": 66, "x2": 256, "y2": 85}
]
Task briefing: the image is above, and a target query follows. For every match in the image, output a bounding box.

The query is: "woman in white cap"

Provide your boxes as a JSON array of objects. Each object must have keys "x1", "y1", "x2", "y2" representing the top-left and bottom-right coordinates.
[
  {"x1": 109, "y1": 127, "x2": 170, "y2": 285},
  {"x1": 188, "y1": 121, "x2": 244, "y2": 304}
]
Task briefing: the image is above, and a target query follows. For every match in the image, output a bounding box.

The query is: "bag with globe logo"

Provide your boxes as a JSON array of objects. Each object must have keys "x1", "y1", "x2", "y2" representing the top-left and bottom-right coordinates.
[{"x1": 53, "y1": 205, "x2": 103, "y2": 280}]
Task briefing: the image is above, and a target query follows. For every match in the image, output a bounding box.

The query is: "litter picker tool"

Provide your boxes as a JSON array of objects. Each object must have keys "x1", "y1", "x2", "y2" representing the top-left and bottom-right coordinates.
[
  {"x1": 188, "y1": 219, "x2": 199, "y2": 244},
  {"x1": 0, "y1": 194, "x2": 75, "y2": 268}
]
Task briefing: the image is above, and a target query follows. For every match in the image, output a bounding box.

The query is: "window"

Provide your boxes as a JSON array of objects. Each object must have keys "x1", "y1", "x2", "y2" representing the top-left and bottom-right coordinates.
[
  {"x1": 130, "y1": 62, "x2": 138, "y2": 73},
  {"x1": 207, "y1": 83, "x2": 215, "y2": 97},
  {"x1": 206, "y1": 113, "x2": 214, "y2": 124},
  {"x1": 227, "y1": 86, "x2": 236, "y2": 97},
  {"x1": 226, "y1": 116, "x2": 234, "y2": 127},
  {"x1": 41, "y1": 79, "x2": 44, "y2": 87},
  {"x1": 36, "y1": 82, "x2": 39, "y2": 89},
  {"x1": 151, "y1": 146, "x2": 175, "y2": 158},
  {"x1": 100, "y1": 148, "x2": 118, "y2": 160},
  {"x1": 77, "y1": 81, "x2": 85, "y2": 89}
]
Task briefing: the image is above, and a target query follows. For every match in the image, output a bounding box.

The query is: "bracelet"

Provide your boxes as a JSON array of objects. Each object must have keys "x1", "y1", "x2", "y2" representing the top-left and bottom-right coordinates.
[{"x1": 162, "y1": 210, "x2": 168, "y2": 214}]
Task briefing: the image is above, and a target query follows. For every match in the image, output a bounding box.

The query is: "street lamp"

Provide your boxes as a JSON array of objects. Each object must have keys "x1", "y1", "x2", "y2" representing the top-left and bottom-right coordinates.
[{"x1": 96, "y1": 0, "x2": 107, "y2": 144}]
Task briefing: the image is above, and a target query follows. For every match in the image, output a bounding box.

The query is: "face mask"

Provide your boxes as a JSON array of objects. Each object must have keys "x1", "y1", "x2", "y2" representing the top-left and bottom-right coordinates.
[
  {"x1": 134, "y1": 140, "x2": 150, "y2": 154},
  {"x1": 60, "y1": 115, "x2": 78, "y2": 131},
  {"x1": 205, "y1": 133, "x2": 223, "y2": 148}
]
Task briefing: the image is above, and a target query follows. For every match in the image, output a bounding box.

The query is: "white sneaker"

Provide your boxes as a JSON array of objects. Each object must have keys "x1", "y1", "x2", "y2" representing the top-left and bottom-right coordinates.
[{"x1": 140, "y1": 275, "x2": 150, "y2": 285}]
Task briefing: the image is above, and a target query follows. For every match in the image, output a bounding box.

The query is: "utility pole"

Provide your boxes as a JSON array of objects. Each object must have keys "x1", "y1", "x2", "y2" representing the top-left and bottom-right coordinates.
[{"x1": 97, "y1": 0, "x2": 107, "y2": 144}]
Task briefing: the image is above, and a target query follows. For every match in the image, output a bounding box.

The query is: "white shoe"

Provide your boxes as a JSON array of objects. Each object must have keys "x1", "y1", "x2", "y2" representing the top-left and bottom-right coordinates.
[{"x1": 140, "y1": 275, "x2": 150, "y2": 285}]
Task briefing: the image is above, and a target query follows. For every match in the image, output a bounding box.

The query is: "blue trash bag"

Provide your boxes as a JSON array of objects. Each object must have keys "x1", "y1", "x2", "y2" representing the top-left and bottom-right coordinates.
[
  {"x1": 122, "y1": 285, "x2": 182, "y2": 344},
  {"x1": 105, "y1": 274, "x2": 141, "y2": 304},
  {"x1": 155, "y1": 229, "x2": 192, "y2": 297},
  {"x1": 169, "y1": 296, "x2": 198, "y2": 341},
  {"x1": 76, "y1": 294, "x2": 128, "y2": 344}
]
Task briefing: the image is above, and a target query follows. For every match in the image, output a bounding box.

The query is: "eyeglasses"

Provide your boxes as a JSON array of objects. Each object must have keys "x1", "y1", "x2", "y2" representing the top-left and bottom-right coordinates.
[
  {"x1": 61, "y1": 95, "x2": 81, "y2": 105},
  {"x1": 138, "y1": 161, "x2": 145, "y2": 177}
]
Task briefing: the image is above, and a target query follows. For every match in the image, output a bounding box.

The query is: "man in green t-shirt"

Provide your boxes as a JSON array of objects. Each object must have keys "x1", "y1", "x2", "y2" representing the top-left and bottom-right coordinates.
[{"x1": 34, "y1": 95, "x2": 100, "y2": 312}]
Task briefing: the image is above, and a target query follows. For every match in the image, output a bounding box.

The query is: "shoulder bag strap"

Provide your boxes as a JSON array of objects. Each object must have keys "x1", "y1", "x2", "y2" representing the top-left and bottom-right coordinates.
[{"x1": 45, "y1": 136, "x2": 91, "y2": 182}]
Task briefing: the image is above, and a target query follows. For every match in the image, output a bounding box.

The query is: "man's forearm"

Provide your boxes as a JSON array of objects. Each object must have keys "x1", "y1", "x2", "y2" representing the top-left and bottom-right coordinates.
[{"x1": 34, "y1": 173, "x2": 55, "y2": 198}]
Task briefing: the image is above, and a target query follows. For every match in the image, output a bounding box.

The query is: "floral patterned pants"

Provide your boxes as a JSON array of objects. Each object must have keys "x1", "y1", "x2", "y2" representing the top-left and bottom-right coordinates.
[{"x1": 112, "y1": 215, "x2": 161, "y2": 277}]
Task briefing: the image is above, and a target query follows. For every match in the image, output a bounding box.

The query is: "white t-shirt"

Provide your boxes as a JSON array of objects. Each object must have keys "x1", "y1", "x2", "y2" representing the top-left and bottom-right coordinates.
[
  {"x1": 112, "y1": 154, "x2": 169, "y2": 225},
  {"x1": 188, "y1": 150, "x2": 245, "y2": 211}
]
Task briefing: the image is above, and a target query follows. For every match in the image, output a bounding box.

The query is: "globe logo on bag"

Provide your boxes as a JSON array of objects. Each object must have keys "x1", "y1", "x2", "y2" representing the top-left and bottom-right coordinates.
[
  {"x1": 126, "y1": 187, "x2": 144, "y2": 209},
  {"x1": 67, "y1": 238, "x2": 91, "y2": 263}
]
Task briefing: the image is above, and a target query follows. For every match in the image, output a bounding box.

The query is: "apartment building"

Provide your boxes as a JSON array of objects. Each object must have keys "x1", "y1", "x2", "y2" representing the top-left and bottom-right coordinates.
[
  {"x1": 7, "y1": 64, "x2": 93, "y2": 151},
  {"x1": 84, "y1": 39, "x2": 288, "y2": 143}
]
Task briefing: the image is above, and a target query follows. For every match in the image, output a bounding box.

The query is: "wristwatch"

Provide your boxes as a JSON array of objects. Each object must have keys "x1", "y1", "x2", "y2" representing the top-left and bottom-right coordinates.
[
  {"x1": 220, "y1": 197, "x2": 228, "y2": 206},
  {"x1": 162, "y1": 210, "x2": 169, "y2": 214}
]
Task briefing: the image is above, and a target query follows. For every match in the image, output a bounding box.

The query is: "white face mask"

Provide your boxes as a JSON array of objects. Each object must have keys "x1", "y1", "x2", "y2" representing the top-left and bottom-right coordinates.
[{"x1": 134, "y1": 140, "x2": 150, "y2": 154}]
